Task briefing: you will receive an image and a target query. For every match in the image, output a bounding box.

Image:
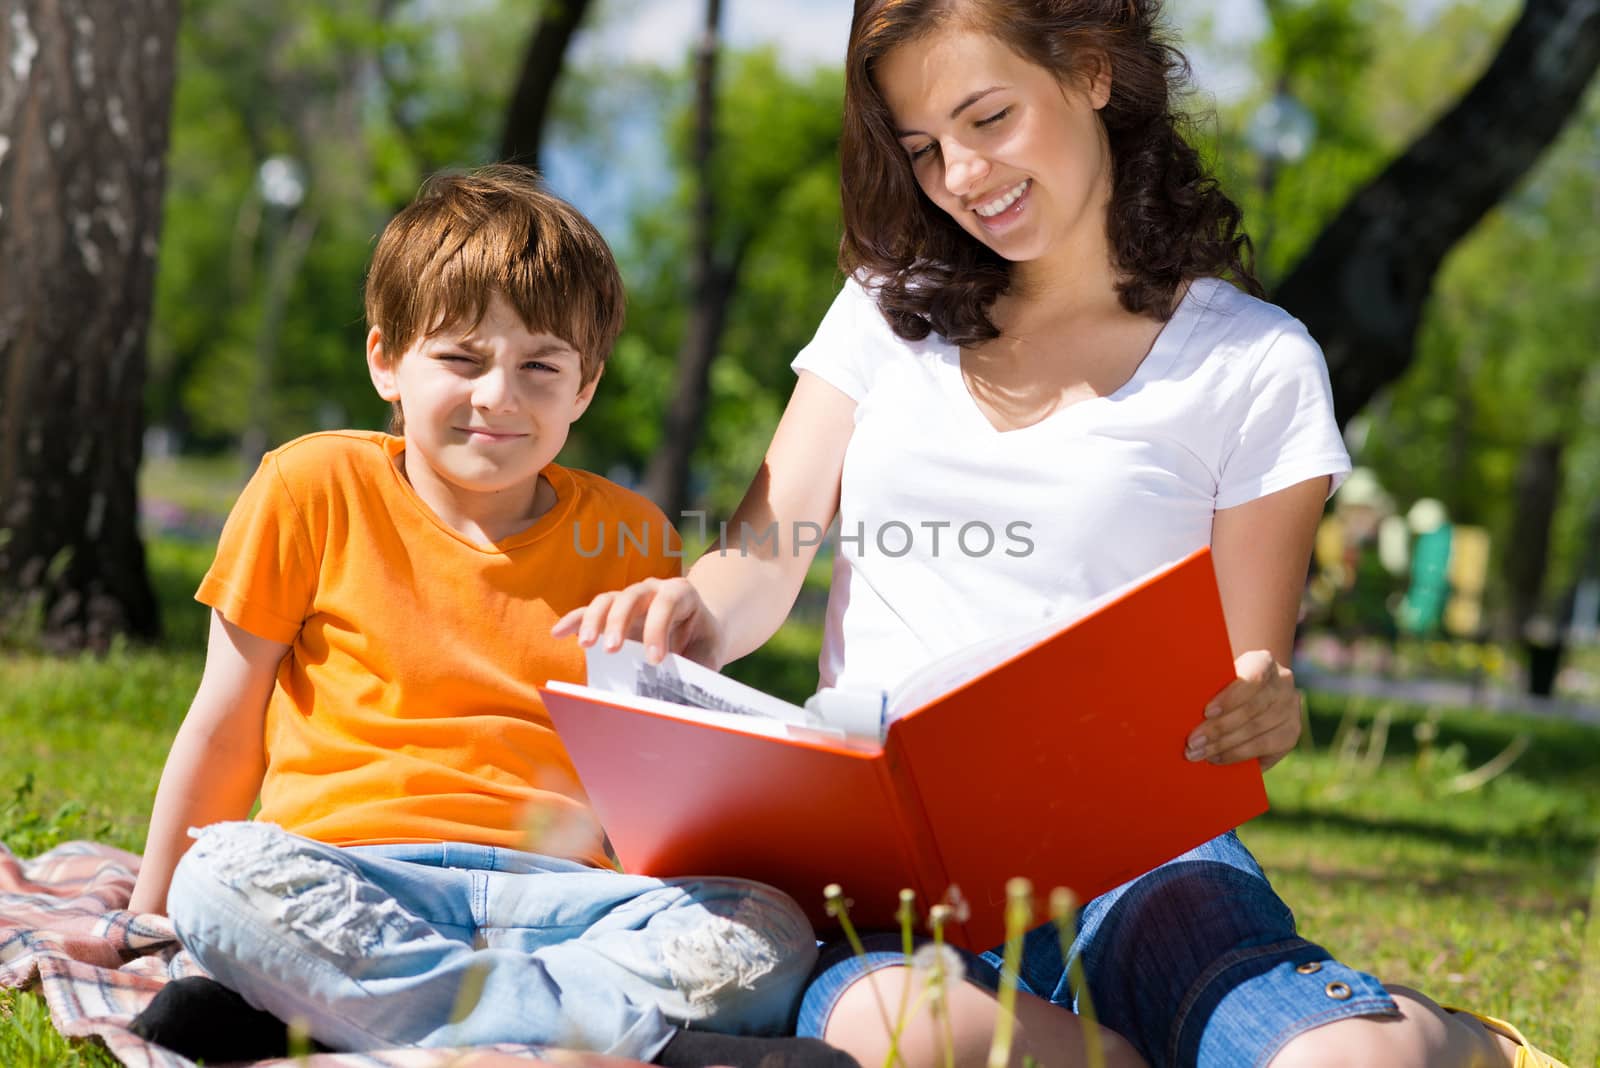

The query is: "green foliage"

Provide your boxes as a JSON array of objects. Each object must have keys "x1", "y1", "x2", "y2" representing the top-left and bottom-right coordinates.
[
  {"x1": 149, "y1": 0, "x2": 540, "y2": 450},
  {"x1": 1357, "y1": 78, "x2": 1600, "y2": 615},
  {"x1": 567, "y1": 50, "x2": 846, "y2": 512},
  {"x1": 1207, "y1": 0, "x2": 1600, "y2": 627},
  {"x1": 0, "y1": 990, "x2": 120, "y2": 1068}
]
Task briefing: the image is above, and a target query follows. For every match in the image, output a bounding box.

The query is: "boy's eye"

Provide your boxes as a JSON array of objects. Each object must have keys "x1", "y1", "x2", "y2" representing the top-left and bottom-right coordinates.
[
  {"x1": 523, "y1": 361, "x2": 558, "y2": 372},
  {"x1": 438, "y1": 353, "x2": 475, "y2": 364},
  {"x1": 976, "y1": 106, "x2": 1012, "y2": 128}
]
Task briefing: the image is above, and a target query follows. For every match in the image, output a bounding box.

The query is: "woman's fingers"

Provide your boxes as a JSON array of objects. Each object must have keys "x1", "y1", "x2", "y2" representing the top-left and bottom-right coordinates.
[
  {"x1": 1187, "y1": 652, "x2": 1300, "y2": 766},
  {"x1": 640, "y1": 584, "x2": 698, "y2": 664},
  {"x1": 551, "y1": 579, "x2": 712, "y2": 667},
  {"x1": 550, "y1": 606, "x2": 585, "y2": 638},
  {"x1": 1202, "y1": 689, "x2": 1302, "y2": 766},
  {"x1": 599, "y1": 582, "x2": 659, "y2": 651}
]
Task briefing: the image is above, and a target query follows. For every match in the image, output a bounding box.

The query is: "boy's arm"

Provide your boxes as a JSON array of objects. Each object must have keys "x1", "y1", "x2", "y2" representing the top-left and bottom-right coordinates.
[{"x1": 128, "y1": 610, "x2": 290, "y2": 915}]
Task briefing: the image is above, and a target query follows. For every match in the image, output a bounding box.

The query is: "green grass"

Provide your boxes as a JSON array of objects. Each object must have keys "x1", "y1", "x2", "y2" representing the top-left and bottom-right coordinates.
[{"x1": 2, "y1": 534, "x2": 1597, "y2": 1065}]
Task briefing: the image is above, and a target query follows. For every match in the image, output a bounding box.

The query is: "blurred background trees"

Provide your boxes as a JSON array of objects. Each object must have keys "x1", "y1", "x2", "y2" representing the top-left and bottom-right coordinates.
[{"x1": 2, "y1": 0, "x2": 1598, "y2": 660}]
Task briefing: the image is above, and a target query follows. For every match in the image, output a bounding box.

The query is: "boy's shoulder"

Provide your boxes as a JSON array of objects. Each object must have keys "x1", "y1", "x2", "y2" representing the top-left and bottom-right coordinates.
[
  {"x1": 558, "y1": 466, "x2": 673, "y2": 528},
  {"x1": 263, "y1": 430, "x2": 395, "y2": 489},
  {"x1": 554, "y1": 466, "x2": 681, "y2": 571}
]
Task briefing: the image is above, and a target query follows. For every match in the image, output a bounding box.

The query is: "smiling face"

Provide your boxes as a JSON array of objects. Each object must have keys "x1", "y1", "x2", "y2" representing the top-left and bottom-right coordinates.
[
  {"x1": 367, "y1": 291, "x2": 597, "y2": 530},
  {"x1": 877, "y1": 28, "x2": 1113, "y2": 279}
]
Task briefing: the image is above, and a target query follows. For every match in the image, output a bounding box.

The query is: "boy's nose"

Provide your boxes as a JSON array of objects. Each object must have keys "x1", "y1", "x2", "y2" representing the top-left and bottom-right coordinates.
[{"x1": 472, "y1": 368, "x2": 517, "y2": 410}]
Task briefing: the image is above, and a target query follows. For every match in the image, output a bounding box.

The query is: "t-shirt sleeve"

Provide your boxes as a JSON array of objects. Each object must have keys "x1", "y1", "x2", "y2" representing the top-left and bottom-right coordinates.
[
  {"x1": 1215, "y1": 325, "x2": 1352, "y2": 510},
  {"x1": 196, "y1": 454, "x2": 317, "y2": 644},
  {"x1": 790, "y1": 278, "x2": 875, "y2": 401},
  {"x1": 636, "y1": 521, "x2": 684, "y2": 583}
]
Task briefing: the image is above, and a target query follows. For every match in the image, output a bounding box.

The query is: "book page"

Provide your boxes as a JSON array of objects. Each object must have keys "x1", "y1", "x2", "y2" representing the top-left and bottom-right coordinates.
[
  {"x1": 543, "y1": 679, "x2": 795, "y2": 738},
  {"x1": 583, "y1": 640, "x2": 812, "y2": 724}
]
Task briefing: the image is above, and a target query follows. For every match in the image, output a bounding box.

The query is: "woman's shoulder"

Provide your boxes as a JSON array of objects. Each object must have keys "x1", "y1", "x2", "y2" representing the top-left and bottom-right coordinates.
[
  {"x1": 793, "y1": 273, "x2": 943, "y2": 400},
  {"x1": 1180, "y1": 277, "x2": 1323, "y2": 377},
  {"x1": 1189, "y1": 277, "x2": 1309, "y2": 343}
]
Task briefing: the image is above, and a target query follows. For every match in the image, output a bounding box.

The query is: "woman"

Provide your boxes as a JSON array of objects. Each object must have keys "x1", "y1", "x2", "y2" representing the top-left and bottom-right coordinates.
[{"x1": 556, "y1": 1, "x2": 1558, "y2": 1065}]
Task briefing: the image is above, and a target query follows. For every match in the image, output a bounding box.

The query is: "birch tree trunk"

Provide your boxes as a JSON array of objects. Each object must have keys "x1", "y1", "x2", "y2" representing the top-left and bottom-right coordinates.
[{"x1": 0, "y1": 2, "x2": 181, "y2": 649}]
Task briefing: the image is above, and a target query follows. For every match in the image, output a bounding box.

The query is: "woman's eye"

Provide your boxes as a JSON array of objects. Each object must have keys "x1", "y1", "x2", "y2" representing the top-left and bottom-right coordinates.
[
  {"x1": 909, "y1": 142, "x2": 938, "y2": 162},
  {"x1": 976, "y1": 107, "x2": 1012, "y2": 128}
]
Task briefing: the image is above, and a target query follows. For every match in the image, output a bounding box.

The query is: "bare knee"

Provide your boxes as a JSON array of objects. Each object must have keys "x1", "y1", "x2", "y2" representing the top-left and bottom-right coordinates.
[
  {"x1": 1268, "y1": 986, "x2": 1510, "y2": 1068},
  {"x1": 821, "y1": 967, "x2": 1146, "y2": 1068}
]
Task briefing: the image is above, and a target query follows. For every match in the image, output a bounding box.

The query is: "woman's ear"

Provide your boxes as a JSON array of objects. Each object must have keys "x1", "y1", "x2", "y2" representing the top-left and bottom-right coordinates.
[
  {"x1": 366, "y1": 326, "x2": 400, "y2": 402},
  {"x1": 1084, "y1": 50, "x2": 1113, "y2": 110}
]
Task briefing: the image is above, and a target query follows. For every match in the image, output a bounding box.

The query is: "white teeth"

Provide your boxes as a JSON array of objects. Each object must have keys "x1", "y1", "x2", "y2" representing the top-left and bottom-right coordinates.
[{"x1": 974, "y1": 179, "x2": 1030, "y2": 218}]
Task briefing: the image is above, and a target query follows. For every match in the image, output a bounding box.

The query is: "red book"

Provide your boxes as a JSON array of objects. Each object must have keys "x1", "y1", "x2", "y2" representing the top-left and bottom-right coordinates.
[{"x1": 540, "y1": 547, "x2": 1266, "y2": 951}]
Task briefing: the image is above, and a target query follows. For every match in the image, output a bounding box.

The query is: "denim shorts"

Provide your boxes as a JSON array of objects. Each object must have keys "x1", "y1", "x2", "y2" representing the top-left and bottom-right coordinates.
[{"x1": 794, "y1": 831, "x2": 1398, "y2": 1068}]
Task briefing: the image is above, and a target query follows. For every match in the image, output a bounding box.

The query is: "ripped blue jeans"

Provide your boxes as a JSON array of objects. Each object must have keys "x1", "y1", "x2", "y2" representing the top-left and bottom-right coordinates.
[{"x1": 167, "y1": 822, "x2": 817, "y2": 1060}]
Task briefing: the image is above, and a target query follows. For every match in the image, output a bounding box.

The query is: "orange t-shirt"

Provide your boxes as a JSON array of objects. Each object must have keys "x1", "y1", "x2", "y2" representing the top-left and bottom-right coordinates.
[{"x1": 197, "y1": 431, "x2": 680, "y2": 866}]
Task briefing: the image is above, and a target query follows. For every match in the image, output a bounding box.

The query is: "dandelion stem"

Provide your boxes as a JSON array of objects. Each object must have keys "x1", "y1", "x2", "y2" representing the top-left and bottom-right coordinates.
[
  {"x1": 928, "y1": 905, "x2": 957, "y2": 1068},
  {"x1": 986, "y1": 878, "x2": 1032, "y2": 1068},
  {"x1": 883, "y1": 888, "x2": 918, "y2": 1068},
  {"x1": 824, "y1": 884, "x2": 897, "y2": 1064},
  {"x1": 1050, "y1": 888, "x2": 1104, "y2": 1068}
]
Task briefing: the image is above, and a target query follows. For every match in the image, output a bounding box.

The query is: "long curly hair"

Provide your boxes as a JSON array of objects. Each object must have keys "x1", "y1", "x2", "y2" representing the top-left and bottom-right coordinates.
[{"x1": 842, "y1": 0, "x2": 1262, "y2": 344}]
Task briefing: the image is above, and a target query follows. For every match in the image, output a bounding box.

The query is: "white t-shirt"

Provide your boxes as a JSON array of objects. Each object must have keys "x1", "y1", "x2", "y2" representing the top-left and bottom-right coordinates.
[{"x1": 790, "y1": 276, "x2": 1351, "y2": 698}]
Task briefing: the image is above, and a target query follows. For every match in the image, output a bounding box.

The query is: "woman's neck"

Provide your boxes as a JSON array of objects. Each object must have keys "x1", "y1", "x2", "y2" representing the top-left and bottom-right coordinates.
[{"x1": 1002, "y1": 209, "x2": 1124, "y2": 329}]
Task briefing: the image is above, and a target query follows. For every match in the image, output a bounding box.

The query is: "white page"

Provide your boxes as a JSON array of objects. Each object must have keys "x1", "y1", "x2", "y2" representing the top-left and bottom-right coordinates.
[
  {"x1": 543, "y1": 679, "x2": 794, "y2": 738},
  {"x1": 583, "y1": 640, "x2": 811, "y2": 724},
  {"x1": 578, "y1": 641, "x2": 888, "y2": 741}
]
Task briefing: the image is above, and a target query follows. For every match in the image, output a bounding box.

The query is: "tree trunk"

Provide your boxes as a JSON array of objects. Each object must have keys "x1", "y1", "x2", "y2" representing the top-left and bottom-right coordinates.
[
  {"x1": 1273, "y1": 0, "x2": 1600, "y2": 427},
  {"x1": 641, "y1": 0, "x2": 727, "y2": 522},
  {"x1": 499, "y1": 0, "x2": 596, "y2": 169},
  {"x1": 1501, "y1": 437, "x2": 1565, "y2": 639},
  {"x1": 0, "y1": 2, "x2": 180, "y2": 649}
]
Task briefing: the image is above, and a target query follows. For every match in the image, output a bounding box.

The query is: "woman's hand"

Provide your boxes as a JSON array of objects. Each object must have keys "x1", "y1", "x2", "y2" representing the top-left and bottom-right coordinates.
[
  {"x1": 552, "y1": 577, "x2": 722, "y2": 668},
  {"x1": 1185, "y1": 649, "x2": 1302, "y2": 770}
]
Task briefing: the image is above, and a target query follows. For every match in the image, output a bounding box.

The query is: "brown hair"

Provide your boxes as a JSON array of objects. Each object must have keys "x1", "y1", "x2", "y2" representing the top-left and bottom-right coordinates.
[
  {"x1": 841, "y1": 0, "x2": 1262, "y2": 344},
  {"x1": 364, "y1": 165, "x2": 624, "y2": 427}
]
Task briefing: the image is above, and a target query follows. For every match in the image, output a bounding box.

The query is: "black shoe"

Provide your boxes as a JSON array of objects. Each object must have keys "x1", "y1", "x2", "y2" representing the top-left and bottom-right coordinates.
[
  {"x1": 654, "y1": 1029, "x2": 863, "y2": 1068},
  {"x1": 130, "y1": 976, "x2": 329, "y2": 1062}
]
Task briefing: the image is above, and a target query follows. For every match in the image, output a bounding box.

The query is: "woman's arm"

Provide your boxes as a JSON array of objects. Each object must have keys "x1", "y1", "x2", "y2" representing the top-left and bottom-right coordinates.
[
  {"x1": 128, "y1": 610, "x2": 289, "y2": 915},
  {"x1": 555, "y1": 370, "x2": 857, "y2": 668},
  {"x1": 1187, "y1": 475, "x2": 1329, "y2": 769}
]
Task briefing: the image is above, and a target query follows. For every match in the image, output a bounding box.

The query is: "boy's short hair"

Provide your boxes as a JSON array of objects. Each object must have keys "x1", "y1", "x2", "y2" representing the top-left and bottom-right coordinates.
[{"x1": 365, "y1": 165, "x2": 624, "y2": 392}]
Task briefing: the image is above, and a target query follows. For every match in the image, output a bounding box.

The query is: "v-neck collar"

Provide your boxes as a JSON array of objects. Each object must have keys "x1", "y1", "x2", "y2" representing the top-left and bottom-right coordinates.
[{"x1": 939, "y1": 277, "x2": 1217, "y2": 436}]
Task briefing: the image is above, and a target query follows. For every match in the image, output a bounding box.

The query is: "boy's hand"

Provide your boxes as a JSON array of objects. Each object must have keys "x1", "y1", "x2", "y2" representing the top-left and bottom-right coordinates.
[
  {"x1": 553, "y1": 577, "x2": 721, "y2": 668},
  {"x1": 1184, "y1": 650, "x2": 1302, "y2": 770}
]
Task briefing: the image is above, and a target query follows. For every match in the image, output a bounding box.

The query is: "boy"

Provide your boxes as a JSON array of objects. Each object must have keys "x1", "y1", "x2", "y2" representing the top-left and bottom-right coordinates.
[{"x1": 127, "y1": 166, "x2": 842, "y2": 1068}]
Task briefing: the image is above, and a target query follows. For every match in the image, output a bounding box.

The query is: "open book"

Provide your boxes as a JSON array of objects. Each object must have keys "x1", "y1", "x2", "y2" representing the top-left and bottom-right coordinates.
[{"x1": 541, "y1": 548, "x2": 1268, "y2": 951}]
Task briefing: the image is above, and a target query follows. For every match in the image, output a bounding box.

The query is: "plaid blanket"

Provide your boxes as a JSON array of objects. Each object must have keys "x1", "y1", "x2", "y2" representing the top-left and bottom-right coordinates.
[{"x1": 0, "y1": 840, "x2": 647, "y2": 1068}]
